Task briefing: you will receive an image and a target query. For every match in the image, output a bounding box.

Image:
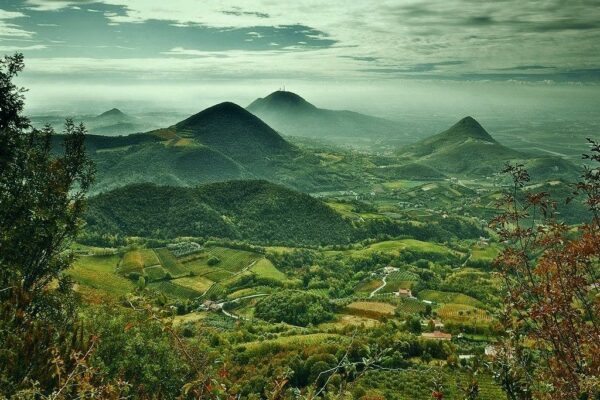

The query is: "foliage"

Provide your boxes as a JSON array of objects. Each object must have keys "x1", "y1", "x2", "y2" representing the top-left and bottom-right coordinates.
[
  {"x1": 255, "y1": 290, "x2": 334, "y2": 326},
  {"x1": 490, "y1": 155, "x2": 600, "y2": 399},
  {"x1": 0, "y1": 53, "x2": 102, "y2": 397}
]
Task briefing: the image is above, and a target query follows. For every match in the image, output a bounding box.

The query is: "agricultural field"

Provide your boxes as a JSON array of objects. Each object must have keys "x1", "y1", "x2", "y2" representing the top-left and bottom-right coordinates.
[
  {"x1": 345, "y1": 301, "x2": 397, "y2": 319},
  {"x1": 436, "y1": 303, "x2": 493, "y2": 325},
  {"x1": 240, "y1": 333, "x2": 343, "y2": 351},
  {"x1": 148, "y1": 281, "x2": 202, "y2": 299},
  {"x1": 469, "y1": 243, "x2": 501, "y2": 262},
  {"x1": 417, "y1": 289, "x2": 482, "y2": 307},
  {"x1": 172, "y1": 276, "x2": 214, "y2": 294},
  {"x1": 155, "y1": 248, "x2": 188, "y2": 276},
  {"x1": 250, "y1": 258, "x2": 287, "y2": 281},
  {"x1": 69, "y1": 255, "x2": 133, "y2": 298},
  {"x1": 327, "y1": 239, "x2": 460, "y2": 259},
  {"x1": 356, "y1": 368, "x2": 504, "y2": 399},
  {"x1": 355, "y1": 279, "x2": 383, "y2": 294}
]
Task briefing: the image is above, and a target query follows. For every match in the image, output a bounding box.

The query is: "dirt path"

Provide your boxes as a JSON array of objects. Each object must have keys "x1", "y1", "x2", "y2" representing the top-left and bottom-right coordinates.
[{"x1": 369, "y1": 275, "x2": 387, "y2": 298}]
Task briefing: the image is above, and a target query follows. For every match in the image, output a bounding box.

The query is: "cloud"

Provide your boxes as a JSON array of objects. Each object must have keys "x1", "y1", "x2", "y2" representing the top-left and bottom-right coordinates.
[
  {"x1": 0, "y1": 44, "x2": 47, "y2": 51},
  {"x1": 4, "y1": 0, "x2": 600, "y2": 84}
]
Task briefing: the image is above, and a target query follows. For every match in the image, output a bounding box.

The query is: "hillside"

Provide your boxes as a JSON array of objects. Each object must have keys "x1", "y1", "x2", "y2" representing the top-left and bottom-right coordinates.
[
  {"x1": 168, "y1": 101, "x2": 296, "y2": 165},
  {"x1": 247, "y1": 90, "x2": 405, "y2": 139},
  {"x1": 74, "y1": 102, "x2": 344, "y2": 193},
  {"x1": 84, "y1": 180, "x2": 355, "y2": 245},
  {"x1": 397, "y1": 117, "x2": 523, "y2": 176}
]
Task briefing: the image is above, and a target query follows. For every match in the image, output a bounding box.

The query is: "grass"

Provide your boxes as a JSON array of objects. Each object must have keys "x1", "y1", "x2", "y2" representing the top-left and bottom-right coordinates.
[
  {"x1": 207, "y1": 247, "x2": 261, "y2": 273},
  {"x1": 69, "y1": 255, "x2": 133, "y2": 297},
  {"x1": 380, "y1": 280, "x2": 415, "y2": 293},
  {"x1": 470, "y1": 244, "x2": 500, "y2": 262},
  {"x1": 418, "y1": 289, "x2": 482, "y2": 307},
  {"x1": 140, "y1": 249, "x2": 160, "y2": 266},
  {"x1": 326, "y1": 239, "x2": 458, "y2": 258},
  {"x1": 155, "y1": 248, "x2": 187, "y2": 276},
  {"x1": 250, "y1": 258, "x2": 286, "y2": 281},
  {"x1": 144, "y1": 265, "x2": 167, "y2": 281},
  {"x1": 172, "y1": 276, "x2": 214, "y2": 294},
  {"x1": 119, "y1": 250, "x2": 144, "y2": 274}
]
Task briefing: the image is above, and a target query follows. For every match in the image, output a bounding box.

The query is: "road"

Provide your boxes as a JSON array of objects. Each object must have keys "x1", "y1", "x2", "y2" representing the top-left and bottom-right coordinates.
[
  {"x1": 218, "y1": 293, "x2": 269, "y2": 320},
  {"x1": 369, "y1": 275, "x2": 387, "y2": 298}
]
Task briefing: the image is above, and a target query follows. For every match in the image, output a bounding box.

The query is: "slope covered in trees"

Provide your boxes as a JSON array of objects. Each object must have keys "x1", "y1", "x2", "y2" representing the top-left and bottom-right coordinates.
[{"x1": 84, "y1": 180, "x2": 356, "y2": 246}]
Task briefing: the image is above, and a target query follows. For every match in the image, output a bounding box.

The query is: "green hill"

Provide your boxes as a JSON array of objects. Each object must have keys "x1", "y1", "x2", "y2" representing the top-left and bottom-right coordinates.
[
  {"x1": 84, "y1": 180, "x2": 355, "y2": 246},
  {"x1": 169, "y1": 101, "x2": 296, "y2": 166},
  {"x1": 247, "y1": 90, "x2": 405, "y2": 139},
  {"x1": 397, "y1": 116, "x2": 521, "y2": 176},
  {"x1": 68, "y1": 102, "x2": 333, "y2": 193}
]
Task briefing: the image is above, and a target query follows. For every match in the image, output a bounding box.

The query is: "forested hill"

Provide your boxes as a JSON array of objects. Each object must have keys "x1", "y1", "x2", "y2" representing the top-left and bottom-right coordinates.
[{"x1": 84, "y1": 180, "x2": 355, "y2": 246}]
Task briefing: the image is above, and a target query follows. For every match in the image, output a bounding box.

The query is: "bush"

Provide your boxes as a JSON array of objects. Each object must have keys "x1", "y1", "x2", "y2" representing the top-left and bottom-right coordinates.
[{"x1": 207, "y1": 256, "x2": 221, "y2": 266}]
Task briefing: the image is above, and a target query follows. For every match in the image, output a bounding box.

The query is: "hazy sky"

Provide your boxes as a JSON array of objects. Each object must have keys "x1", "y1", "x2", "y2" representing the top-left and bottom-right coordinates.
[{"x1": 1, "y1": 0, "x2": 599, "y2": 115}]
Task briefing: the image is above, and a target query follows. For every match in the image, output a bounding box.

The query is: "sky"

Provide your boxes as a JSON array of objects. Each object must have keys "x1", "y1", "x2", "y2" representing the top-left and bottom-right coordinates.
[{"x1": 1, "y1": 0, "x2": 599, "y2": 116}]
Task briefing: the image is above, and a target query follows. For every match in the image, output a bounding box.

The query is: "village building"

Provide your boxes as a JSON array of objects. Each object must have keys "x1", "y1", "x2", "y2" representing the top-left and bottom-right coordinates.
[{"x1": 395, "y1": 288, "x2": 412, "y2": 297}]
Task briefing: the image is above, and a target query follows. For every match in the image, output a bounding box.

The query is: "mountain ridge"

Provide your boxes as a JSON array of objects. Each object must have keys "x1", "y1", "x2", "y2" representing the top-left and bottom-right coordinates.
[{"x1": 247, "y1": 90, "x2": 405, "y2": 139}]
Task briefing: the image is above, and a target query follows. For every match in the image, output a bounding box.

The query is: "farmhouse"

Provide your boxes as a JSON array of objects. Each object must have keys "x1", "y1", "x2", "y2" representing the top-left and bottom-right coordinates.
[
  {"x1": 421, "y1": 331, "x2": 452, "y2": 341},
  {"x1": 395, "y1": 288, "x2": 412, "y2": 297},
  {"x1": 200, "y1": 300, "x2": 221, "y2": 311}
]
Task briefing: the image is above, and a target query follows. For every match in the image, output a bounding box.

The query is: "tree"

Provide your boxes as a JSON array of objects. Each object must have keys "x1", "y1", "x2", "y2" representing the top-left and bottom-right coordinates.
[
  {"x1": 491, "y1": 148, "x2": 600, "y2": 399},
  {"x1": 0, "y1": 53, "x2": 97, "y2": 397}
]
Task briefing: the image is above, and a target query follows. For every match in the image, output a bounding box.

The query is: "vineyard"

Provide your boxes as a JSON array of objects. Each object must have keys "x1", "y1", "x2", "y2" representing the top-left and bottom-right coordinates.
[
  {"x1": 357, "y1": 367, "x2": 504, "y2": 399},
  {"x1": 436, "y1": 303, "x2": 493, "y2": 324},
  {"x1": 345, "y1": 301, "x2": 396, "y2": 319},
  {"x1": 418, "y1": 289, "x2": 482, "y2": 307}
]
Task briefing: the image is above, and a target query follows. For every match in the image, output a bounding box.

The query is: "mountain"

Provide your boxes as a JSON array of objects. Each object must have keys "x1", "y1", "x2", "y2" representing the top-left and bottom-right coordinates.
[
  {"x1": 95, "y1": 108, "x2": 130, "y2": 122},
  {"x1": 166, "y1": 101, "x2": 295, "y2": 165},
  {"x1": 247, "y1": 90, "x2": 405, "y2": 139},
  {"x1": 84, "y1": 180, "x2": 355, "y2": 246},
  {"x1": 71, "y1": 102, "x2": 339, "y2": 193},
  {"x1": 396, "y1": 116, "x2": 523, "y2": 176},
  {"x1": 86, "y1": 108, "x2": 148, "y2": 136}
]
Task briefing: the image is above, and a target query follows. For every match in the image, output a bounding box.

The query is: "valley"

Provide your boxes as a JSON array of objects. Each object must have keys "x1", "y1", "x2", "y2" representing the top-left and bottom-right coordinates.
[{"x1": 56, "y1": 91, "x2": 593, "y2": 398}]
